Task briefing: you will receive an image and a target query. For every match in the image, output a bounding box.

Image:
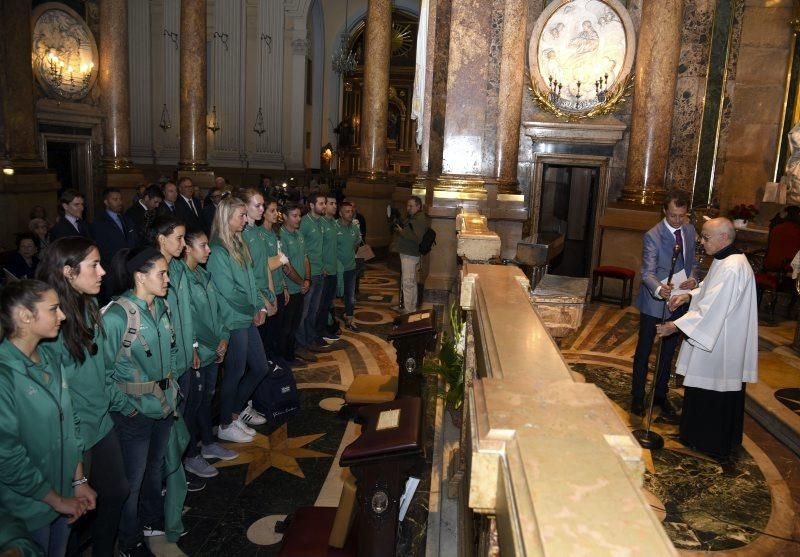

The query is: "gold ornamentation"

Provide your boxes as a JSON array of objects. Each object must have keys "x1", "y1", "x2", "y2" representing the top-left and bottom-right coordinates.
[
  {"x1": 527, "y1": 71, "x2": 634, "y2": 122},
  {"x1": 214, "y1": 424, "x2": 330, "y2": 485},
  {"x1": 391, "y1": 23, "x2": 414, "y2": 57}
]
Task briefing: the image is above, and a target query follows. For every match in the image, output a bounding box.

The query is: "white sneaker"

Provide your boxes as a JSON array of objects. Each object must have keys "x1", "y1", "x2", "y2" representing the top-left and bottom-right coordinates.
[
  {"x1": 217, "y1": 423, "x2": 253, "y2": 443},
  {"x1": 235, "y1": 417, "x2": 256, "y2": 436},
  {"x1": 239, "y1": 401, "x2": 267, "y2": 426}
]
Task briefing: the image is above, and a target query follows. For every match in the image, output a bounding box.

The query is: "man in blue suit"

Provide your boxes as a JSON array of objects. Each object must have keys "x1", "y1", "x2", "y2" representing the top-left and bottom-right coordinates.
[
  {"x1": 632, "y1": 190, "x2": 698, "y2": 416},
  {"x1": 90, "y1": 188, "x2": 139, "y2": 300}
]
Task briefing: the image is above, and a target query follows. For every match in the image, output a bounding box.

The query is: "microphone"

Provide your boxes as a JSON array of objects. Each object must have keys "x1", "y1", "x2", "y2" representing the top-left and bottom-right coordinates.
[{"x1": 667, "y1": 243, "x2": 680, "y2": 285}]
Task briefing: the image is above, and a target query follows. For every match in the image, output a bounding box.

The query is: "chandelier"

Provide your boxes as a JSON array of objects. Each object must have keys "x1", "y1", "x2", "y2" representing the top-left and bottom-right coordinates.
[{"x1": 331, "y1": 0, "x2": 357, "y2": 75}]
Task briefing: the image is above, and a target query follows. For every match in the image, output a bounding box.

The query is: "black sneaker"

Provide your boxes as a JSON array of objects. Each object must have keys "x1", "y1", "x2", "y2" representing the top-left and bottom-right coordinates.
[
  {"x1": 186, "y1": 475, "x2": 206, "y2": 492},
  {"x1": 120, "y1": 542, "x2": 155, "y2": 557}
]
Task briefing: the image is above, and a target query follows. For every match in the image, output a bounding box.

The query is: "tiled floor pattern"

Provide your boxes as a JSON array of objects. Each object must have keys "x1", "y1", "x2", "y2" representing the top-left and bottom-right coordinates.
[
  {"x1": 171, "y1": 263, "x2": 434, "y2": 556},
  {"x1": 562, "y1": 303, "x2": 800, "y2": 554}
]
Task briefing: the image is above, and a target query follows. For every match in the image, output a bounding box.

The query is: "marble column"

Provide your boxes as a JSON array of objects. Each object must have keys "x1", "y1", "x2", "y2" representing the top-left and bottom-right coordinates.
[
  {"x1": 99, "y1": 0, "x2": 133, "y2": 169},
  {"x1": 179, "y1": 0, "x2": 208, "y2": 170},
  {"x1": 620, "y1": 0, "x2": 684, "y2": 205},
  {"x1": 358, "y1": 0, "x2": 392, "y2": 178},
  {"x1": 493, "y1": 0, "x2": 529, "y2": 193},
  {"x1": 0, "y1": 0, "x2": 41, "y2": 166}
]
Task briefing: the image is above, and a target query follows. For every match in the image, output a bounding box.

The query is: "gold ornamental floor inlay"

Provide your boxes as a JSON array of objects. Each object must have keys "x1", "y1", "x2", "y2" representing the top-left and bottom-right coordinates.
[{"x1": 214, "y1": 424, "x2": 331, "y2": 485}]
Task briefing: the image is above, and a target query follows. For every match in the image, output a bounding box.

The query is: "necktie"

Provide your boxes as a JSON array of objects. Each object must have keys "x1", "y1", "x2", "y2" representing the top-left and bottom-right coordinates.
[
  {"x1": 674, "y1": 228, "x2": 684, "y2": 269},
  {"x1": 189, "y1": 199, "x2": 198, "y2": 216},
  {"x1": 73, "y1": 218, "x2": 81, "y2": 233}
]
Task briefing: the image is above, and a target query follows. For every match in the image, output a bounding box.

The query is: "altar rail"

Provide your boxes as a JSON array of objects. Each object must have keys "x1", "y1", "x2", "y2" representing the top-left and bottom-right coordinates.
[{"x1": 458, "y1": 263, "x2": 676, "y2": 556}]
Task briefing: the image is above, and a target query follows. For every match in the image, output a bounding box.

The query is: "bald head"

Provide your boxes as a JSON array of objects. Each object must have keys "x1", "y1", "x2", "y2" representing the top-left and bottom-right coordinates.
[{"x1": 700, "y1": 217, "x2": 735, "y2": 256}]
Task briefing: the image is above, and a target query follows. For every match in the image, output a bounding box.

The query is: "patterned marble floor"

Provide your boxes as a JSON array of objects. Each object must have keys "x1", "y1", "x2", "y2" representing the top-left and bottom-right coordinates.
[
  {"x1": 166, "y1": 263, "x2": 434, "y2": 557},
  {"x1": 562, "y1": 303, "x2": 800, "y2": 555}
]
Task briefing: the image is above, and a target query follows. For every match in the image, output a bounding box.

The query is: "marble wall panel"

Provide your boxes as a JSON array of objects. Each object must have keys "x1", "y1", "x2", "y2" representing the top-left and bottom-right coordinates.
[
  {"x1": 480, "y1": 0, "x2": 504, "y2": 178},
  {"x1": 440, "y1": 0, "x2": 492, "y2": 175},
  {"x1": 714, "y1": 0, "x2": 792, "y2": 208},
  {"x1": 666, "y1": 0, "x2": 715, "y2": 191}
]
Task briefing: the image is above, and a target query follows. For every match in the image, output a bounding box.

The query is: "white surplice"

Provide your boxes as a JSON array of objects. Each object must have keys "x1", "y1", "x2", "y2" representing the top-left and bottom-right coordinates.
[{"x1": 673, "y1": 253, "x2": 759, "y2": 392}]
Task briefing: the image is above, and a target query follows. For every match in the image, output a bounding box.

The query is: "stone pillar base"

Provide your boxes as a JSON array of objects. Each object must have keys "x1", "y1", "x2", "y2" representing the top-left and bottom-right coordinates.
[
  {"x1": 344, "y1": 175, "x2": 396, "y2": 248},
  {"x1": 177, "y1": 170, "x2": 216, "y2": 192},
  {"x1": 0, "y1": 169, "x2": 60, "y2": 246},
  {"x1": 597, "y1": 205, "x2": 662, "y2": 299}
]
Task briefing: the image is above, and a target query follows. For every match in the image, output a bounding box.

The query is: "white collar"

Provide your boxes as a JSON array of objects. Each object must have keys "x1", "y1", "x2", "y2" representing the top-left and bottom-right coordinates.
[
  {"x1": 663, "y1": 219, "x2": 682, "y2": 235},
  {"x1": 65, "y1": 214, "x2": 79, "y2": 225}
]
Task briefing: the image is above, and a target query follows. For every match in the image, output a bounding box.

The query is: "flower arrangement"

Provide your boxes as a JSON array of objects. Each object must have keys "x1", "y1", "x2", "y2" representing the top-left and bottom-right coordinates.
[{"x1": 728, "y1": 204, "x2": 759, "y2": 221}]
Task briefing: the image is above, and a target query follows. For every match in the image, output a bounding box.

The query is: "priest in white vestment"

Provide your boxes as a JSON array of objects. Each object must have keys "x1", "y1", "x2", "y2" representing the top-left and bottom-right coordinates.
[{"x1": 656, "y1": 218, "x2": 758, "y2": 458}]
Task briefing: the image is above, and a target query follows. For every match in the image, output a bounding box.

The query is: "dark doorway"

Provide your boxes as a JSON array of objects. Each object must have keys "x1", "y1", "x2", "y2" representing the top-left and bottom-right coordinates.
[
  {"x1": 42, "y1": 135, "x2": 94, "y2": 217},
  {"x1": 538, "y1": 164, "x2": 599, "y2": 277},
  {"x1": 47, "y1": 141, "x2": 80, "y2": 197}
]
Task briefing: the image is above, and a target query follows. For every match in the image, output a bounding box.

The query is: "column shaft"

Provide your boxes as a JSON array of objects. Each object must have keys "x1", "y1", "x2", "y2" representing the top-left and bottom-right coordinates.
[
  {"x1": 179, "y1": 0, "x2": 208, "y2": 169},
  {"x1": 100, "y1": 0, "x2": 133, "y2": 168},
  {"x1": 494, "y1": 0, "x2": 529, "y2": 191},
  {"x1": 621, "y1": 0, "x2": 684, "y2": 205},
  {"x1": 1, "y1": 0, "x2": 40, "y2": 165},
  {"x1": 358, "y1": 0, "x2": 392, "y2": 177}
]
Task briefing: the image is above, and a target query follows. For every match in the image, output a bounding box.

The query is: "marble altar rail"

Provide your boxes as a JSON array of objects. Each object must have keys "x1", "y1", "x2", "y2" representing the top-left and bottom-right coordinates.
[{"x1": 459, "y1": 263, "x2": 676, "y2": 555}]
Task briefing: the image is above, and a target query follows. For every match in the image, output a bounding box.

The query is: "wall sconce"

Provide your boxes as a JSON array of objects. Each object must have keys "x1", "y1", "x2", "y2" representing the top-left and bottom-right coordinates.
[
  {"x1": 2, "y1": 167, "x2": 14, "y2": 176},
  {"x1": 352, "y1": 114, "x2": 360, "y2": 127},
  {"x1": 207, "y1": 106, "x2": 220, "y2": 133}
]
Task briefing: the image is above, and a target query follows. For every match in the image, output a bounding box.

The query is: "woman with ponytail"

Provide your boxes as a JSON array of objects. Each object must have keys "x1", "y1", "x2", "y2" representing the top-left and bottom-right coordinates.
[
  {"x1": 37, "y1": 237, "x2": 129, "y2": 555},
  {"x1": 206, "y1": 197, "x2": 272, "y2": 442},
  {"x1": 103, "y1": 247, "x2": 176, "y2": 557},
  {"x1": 0, "y1": 280, "x2": 95, "y2": 555}
]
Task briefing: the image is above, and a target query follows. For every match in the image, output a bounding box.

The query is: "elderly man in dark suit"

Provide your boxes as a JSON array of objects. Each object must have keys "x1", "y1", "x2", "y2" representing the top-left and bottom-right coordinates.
[
  {"x1": 631, "y1": 190, "x2": 698, "y2": 417},
  {"x1": 175, "y1": 177, "x2": 203, "y2": 232},
  {"x1": 50, "y1": 189, "x2": 93, "y2": 241},
  {"x1": 125, "y1": 183, "x2": 163, "y2": 239}
]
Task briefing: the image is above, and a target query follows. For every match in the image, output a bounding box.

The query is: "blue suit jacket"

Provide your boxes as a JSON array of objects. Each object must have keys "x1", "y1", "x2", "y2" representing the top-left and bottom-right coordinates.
[
  {"x1": 89, "y1": 211, "x2": 139, "y2": 266},
  {"x1": 635, "y1": 220, "x2": 698, "y2": 318}
]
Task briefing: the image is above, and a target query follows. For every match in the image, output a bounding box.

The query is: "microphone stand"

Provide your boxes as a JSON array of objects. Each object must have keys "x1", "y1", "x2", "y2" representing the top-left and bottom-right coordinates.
[{"x1": 633, "y1": 243, "x2": 681, "y2": 450}]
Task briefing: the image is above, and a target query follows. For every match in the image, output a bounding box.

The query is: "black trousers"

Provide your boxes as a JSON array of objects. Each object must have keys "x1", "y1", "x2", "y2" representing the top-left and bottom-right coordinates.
[
  {"x1": 631, "y1": 304, "x2": 687, "y2": 401},
  {"x1": 261, "y1": 294, "x2": 287, "y2": 360},
  {"x1": 68, "y1": 428, "x2": 130, "y2": 556},
  {"x1": 279, "y1": 293, "x2": 305, "y2": 360}
]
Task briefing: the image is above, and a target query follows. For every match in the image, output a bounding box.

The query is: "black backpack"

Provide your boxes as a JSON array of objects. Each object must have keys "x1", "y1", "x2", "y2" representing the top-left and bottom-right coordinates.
[{"x1": 419, "y1": 227, "x2": 437, "y2": 255}]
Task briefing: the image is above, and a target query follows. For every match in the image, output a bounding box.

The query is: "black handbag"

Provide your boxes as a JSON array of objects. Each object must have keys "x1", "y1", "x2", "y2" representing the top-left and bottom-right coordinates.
[{"x1": 262, "y1": 361, "x2": 300, "y2": 424}]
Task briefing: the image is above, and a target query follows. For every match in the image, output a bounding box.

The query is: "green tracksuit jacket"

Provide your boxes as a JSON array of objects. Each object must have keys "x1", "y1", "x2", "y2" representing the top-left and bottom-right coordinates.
[
  {"x1": 243, "y1": 224, "x2": 277, "y2": 305},
  {"x1": 167, "y1": 258, "x2": 194, "y2": 377},
  {"x1": 183, "y1": 261, "x2": 230, "y2": 367},
  {"x1": 206, "y1": 240, "x2": 261, "y2": 331},
  {"x1": 40, "y1": 312, "x2": 128, "y2": 451},
  {"x1": 101, "y1": 292, "x2": 178, "y2": 419},
  {"x1": 0, "y1": 340, "x2": 82, "y2": 531}
]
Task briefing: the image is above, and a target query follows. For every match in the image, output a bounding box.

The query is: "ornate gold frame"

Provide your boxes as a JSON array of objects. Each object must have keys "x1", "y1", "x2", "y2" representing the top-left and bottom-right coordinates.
[
  {"x1": 528, "y1": 0, "x2": 636, "y2": 121},
  {"x1": 527, "y1": 72, "x2": 634, "y2": 122}
]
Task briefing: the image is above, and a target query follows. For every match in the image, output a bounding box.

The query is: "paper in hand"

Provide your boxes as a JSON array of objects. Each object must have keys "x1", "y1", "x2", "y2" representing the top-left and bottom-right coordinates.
[{"x1": 660, "y1": 269, "x2": 691, "y2": 297}]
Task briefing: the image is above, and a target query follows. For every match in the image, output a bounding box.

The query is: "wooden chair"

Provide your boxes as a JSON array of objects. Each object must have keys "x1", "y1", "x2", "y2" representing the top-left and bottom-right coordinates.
[
  {"x1": 592, "y1": 266, "x2": 635, "y2": 308},
  {"x1": 751, "y1": 222, "x2": 800, "y2": 317}
]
